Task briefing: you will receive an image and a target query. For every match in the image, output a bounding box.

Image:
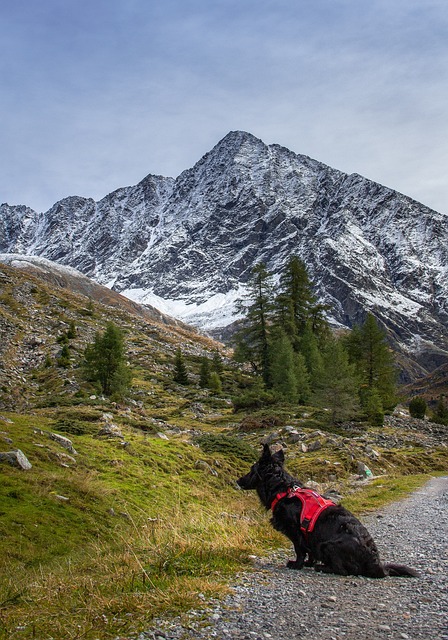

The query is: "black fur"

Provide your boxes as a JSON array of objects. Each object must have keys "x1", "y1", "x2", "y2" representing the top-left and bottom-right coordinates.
[{"x1": 237, "y1": 445, "x2": 419, "y2": 578}]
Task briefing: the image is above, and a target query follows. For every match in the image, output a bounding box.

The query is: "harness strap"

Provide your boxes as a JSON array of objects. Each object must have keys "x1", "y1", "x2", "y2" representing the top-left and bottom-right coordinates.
[{"x1": 271, "y1": 486, "x2": 334, "y2": 536}]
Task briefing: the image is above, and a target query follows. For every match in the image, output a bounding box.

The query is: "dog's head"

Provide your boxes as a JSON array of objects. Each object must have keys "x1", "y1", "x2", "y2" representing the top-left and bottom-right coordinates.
[{"x1": 237, "y1": 444, "x2": 285, "y2": 490}]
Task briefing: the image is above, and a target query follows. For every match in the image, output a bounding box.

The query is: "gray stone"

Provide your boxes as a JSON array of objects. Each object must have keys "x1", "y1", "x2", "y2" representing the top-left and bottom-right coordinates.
[
  {"x1": 97, "y1": 424, "x2": 124, "y2": 439},
  {"x1": 0, "y1": 449, "x2": 32, "y2": 470},
  {"x1": 49, "y1": 432, "x2": 77, "y2": 454},
  {"x1": 195, "y1": 460, "x2": 218, "y2": 476},
  {"x1": 307, "y1": 440, "x2": 322, "y2": 452}
]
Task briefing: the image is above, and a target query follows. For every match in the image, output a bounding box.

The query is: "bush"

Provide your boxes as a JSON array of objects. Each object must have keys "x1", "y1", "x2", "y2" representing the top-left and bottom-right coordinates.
[
  {"x1": 195, "y1": 434, "x2": 257, "y2": 462},
  {"x1": 232, "y1": 389, "x2": 275, "y2": 411},
  {"x1": 408, "y1": 396, "x2": 427, "y2": 419},
  {"x1": 53, "y1": 419, "x2": 98, "y2": 436},
  {"x1": 432, "y1": 395, "x2": 448, "y2": 425},
  {"x1": 238, "y1": 413, "x2": 285, "y2": 432}
]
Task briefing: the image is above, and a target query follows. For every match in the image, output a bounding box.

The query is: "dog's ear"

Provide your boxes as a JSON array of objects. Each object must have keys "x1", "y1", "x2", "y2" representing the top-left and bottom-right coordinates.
[
  {"x1": 272, "y1": 448, "x2": 285, "y2": 463},
  {"x1": 261, "y1": 443, "x2": 272, "y2": 459}
]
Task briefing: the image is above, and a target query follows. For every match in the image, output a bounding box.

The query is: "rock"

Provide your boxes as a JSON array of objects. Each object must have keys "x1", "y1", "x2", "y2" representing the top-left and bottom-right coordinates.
[
  {"x1": 307, "y1": 440, "x2": 322, "y2": 452},
  {"x1": 49, "y1": 432, "x2": 77, "y2": 454},
  {"x1": 195, "y1": 460, "x2": 218, "y2": 476},
  {"x1": 155, "y1": 432, "x2": 169, "y2": 440},
  {"x1": 365, "y1": 445, "x2": 380, "y2": 459},
  {"x1": 261, "y1": 431, "x2": 281, "y2": 445},
  {"x1": 323, "y1": 489, "x2": 343, "y2": 503},
  {"x1": 97, "y1": 424, "x2": 124, "y2": 439},
  {"x1": 51, "y1": 451, "x2": 77, "y2": 466},
  {"x1": 0, "y1": 449, "x2": 32, "y2": 470},
  {"x1": 357, "y1": 461, "x2": 373, "y2": 477}
]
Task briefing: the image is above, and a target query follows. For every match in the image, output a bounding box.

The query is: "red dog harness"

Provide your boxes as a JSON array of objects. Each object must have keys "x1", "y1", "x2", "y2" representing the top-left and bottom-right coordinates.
[{"x1": 271, "y1": 486, "x2": 335, "y2": 536}]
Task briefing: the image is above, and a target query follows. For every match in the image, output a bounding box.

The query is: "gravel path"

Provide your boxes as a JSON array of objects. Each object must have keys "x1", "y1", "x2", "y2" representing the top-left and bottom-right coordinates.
[{"x1": 142, "y1": 476, "x2": 448, "y2": 640}]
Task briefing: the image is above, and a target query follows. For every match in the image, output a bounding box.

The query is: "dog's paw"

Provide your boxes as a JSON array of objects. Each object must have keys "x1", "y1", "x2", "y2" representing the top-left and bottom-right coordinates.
[
  {"x1": 287, "y1": 560, "x2": 304, "y2": 570},
  {"x1": 304, "y1": 557, "x2": 315, "y2": 567}
]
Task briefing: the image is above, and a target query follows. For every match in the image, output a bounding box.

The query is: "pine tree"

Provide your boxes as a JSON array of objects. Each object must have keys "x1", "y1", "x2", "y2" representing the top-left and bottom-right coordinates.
[
  {"x1": 67, "y1": 320, "x2": 77, "y2": 339},
  {"x1": 433, "y1": 395, "x2": 448, "y2": 425},
  {"x1": 233, "y1": 262, "x2": 274, "y2": 384},
  {"x1": 209, "y1": 371, "x2": 222, "y2": 394},
  {"x1": 279, "y1": 257, "x2": 315, "y2": 335},
  {"x1": 212, "y1": 350, "x2": 224, "y2": 375},
  {"x1": 313, "y1": 337, "x2": 359, "y2": 424},
  {"x1": 269, "y1": 329, "x2": 298, "y2": 402},
  {"x1": 57, "y1": 344, "x2": 71, "y2": 368},
  {"x1": 294, "y1": 352, "x2": 311, "y2": 404},
  {"x1": 199, "y1": 356, "x2": 210, "y2": 388},
  {"x1": 299, "y1": 323, "x2": 324, "y2": 389},
  {"x1": 362, "y1": 387, "x2": 384, "y2": 425},
  {"x1": 408, "y1": 396, "x2": 427, "y2": 419},
  {"x1": 83, "y1": 322, "x2": 132, "y2": 397},
  {"x1": 173, "y1": 348, "x2": 189, "y2": 385},
  {"x1": 345, "y1": 314, "x2": 397, "y2": 413}
]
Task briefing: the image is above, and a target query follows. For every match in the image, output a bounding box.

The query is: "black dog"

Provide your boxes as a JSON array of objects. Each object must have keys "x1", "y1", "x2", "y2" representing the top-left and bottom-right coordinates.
[{"x1": 237, "y1": 445, "x2": 418, "y2": 578}]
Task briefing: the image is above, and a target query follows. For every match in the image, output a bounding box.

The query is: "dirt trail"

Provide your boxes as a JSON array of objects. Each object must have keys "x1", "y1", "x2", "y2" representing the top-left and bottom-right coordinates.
[{"x1": 144, "y1": 476, "x2": 448, "y2": 640}]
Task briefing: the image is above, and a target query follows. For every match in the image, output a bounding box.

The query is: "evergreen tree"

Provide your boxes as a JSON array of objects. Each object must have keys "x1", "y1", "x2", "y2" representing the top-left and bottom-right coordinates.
[
  {"x1": 57, "y1": 344, "x2": 71, "y2": 368},
  {"x1": 211, "y1": 350, "x2": 224, "y2": 375},
  {"x1": 275, "y1": 256, "x2": 330, "y2": 347},
  {"x1": 299, "y1": 323, "x2": 324, "y2": 389},
  {"x1": 83, "y1": 322, "x2": 132, "y2": 397},
  {"x1": 433, "y1": 395, "x2": 448, "y2": 425},
  {"x1": 294, "y1": 352, "x2": 312, "y2": 404},
  {"x1": 269, "y1": 329, "x2": 298, "y2": 402},
  {"x1": 209, "y1": 371, "x2": 222, "y2": 394},
  {"x1": 233, "y1": 263, "x2": 274, "y2": 384},
  {"x1": 345, "y1": 314, "x2": 397, "y2": 412},
  {"x1": 279, "y1": 256, "x2": 315, "y2": 336},
  {"x1": 362, "y1": 387, "x2": 384, "y2": 426},
  {"x1": 199, "y1": 356, "x2": 211, "y2": 388},
  {"x1": 408, "y1": 396, "x2": 427, "y2": 419},
  {"x1": 313, "y1": 337, "x2": 359, "y2": 424},
  {"x1": 67, "y1": 320, "x2": 77, "y2": 339},
  {"x1": 173, "y1": 348, "x2": 189, "y2": 385}
]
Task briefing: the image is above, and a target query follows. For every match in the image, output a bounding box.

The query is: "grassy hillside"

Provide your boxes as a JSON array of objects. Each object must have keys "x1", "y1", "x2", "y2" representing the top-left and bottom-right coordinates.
[{"x1": 1, "y1": 262, "x2": 447, "y2": 639}]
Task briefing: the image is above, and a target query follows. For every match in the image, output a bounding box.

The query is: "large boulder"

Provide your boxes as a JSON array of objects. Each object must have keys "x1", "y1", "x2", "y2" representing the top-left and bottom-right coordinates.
[{"x1": 0, "y1": 449, "x2": 32, "y2": 469}]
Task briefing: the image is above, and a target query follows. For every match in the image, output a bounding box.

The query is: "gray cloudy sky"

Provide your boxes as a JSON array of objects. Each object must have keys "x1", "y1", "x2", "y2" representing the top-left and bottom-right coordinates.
[{"x1": 1, "y1": 0, "x2": 448, "y2": 214}]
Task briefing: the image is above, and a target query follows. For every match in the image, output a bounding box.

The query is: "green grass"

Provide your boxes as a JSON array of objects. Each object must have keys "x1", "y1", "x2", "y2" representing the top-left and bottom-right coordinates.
[
  {"x1": 1, "y1": 403, "x2": 446, "y2": 639},
  {"x1": 341, "y1": 473, "x2": 438, "y2": 513}
]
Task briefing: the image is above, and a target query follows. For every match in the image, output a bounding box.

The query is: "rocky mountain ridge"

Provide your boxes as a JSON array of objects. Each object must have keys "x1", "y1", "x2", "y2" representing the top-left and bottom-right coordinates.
[{"x1": 1, "y1": 131, "x2": 447, "y2": 379}]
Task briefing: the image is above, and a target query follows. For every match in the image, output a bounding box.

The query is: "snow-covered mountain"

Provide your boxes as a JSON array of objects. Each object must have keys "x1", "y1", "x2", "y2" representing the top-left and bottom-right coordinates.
[{"x1": 1, "y1": 131, "x2": 447, "y2": 378}]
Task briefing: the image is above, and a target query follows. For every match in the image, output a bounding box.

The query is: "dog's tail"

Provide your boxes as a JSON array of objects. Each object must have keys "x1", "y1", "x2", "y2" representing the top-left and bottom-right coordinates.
[{"x1": 383, "y1": 563, "x2": 419, "y2": 577}]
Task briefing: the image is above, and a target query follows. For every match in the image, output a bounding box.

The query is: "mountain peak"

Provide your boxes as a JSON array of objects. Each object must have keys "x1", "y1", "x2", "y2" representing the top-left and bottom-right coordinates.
[{"x1": 1, "y1": 132, "x2": 447, "y2": 380}]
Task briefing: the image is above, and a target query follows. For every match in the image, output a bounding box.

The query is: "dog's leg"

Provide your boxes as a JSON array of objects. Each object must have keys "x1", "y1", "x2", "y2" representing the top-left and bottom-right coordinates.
[{"x1": 286, "y1": 535, "x2": 307, "y2": 570}]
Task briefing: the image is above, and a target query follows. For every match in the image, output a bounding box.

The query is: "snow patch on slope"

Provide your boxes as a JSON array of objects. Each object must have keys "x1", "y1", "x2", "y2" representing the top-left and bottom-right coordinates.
[{"x1": 122, "y1": 286, "x2": 247, "y2": 330}]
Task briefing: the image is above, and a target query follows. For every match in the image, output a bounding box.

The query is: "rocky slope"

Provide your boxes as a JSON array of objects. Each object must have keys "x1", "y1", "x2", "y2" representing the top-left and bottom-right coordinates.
[
  {"x1": 1, "y1": 131, "x2": 447, "y2": 378},
  {"x1": 0, "y1": 260, "x2": 220, "y2": 412}
]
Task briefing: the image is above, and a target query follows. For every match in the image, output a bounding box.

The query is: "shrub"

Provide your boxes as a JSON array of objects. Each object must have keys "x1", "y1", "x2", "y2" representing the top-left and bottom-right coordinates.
[
  {"x1": 232, "y1": 388, "x2": 275, "y2": 411},
  {"x1": 195, "y1": 433, "x2": 257, "y2": 462},
  {"x1": 408, "y1": 396, "x2": 427, "y2": 419},
  {"x1": 238, "y1": 413, "x2": 285, "y2": 432}
]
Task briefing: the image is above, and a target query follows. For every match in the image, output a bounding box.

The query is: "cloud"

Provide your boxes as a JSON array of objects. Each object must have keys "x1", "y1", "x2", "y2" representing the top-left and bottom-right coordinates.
[{"x1": 1, "y1": 0, "x2": 447, "y2": 214}]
